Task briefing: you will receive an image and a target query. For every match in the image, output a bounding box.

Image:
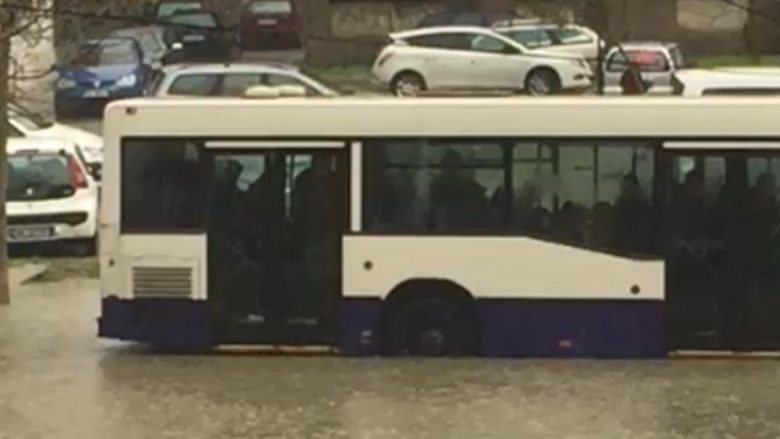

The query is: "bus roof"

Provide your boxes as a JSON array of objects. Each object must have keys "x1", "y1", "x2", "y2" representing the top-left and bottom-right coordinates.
[{"x1": 105, "y1": 96, "x2": 780, "y2": 139}]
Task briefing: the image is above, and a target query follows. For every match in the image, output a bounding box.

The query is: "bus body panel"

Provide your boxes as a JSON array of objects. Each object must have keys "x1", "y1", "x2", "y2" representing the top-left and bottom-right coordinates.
[{"x1": 342, "y1": 235, "x2": 663, "y2": 300}]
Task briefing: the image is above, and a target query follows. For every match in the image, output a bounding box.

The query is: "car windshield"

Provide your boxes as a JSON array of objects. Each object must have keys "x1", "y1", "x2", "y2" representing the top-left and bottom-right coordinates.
[
  {"x1": 112, "y1": 29, "x2": 164, "y2": 55},
  {"x1": 157, "y1": 1, "x2": 203, "y2": 17},
  {"x1": 7, "y1": 152, "x2": 75, "y2": 201},
  {"x1": 248, "y1": 0, "x2": 292, "y2": 14},
  {"x1": 72, "y1": 40, "x2": 137, "y2": 67},
  {"x1": 168, "y1": 12, "x2": 218, "y2": 28},
  {"x1": 8, "y1": 104, "x2": 53, "y2": 130}
]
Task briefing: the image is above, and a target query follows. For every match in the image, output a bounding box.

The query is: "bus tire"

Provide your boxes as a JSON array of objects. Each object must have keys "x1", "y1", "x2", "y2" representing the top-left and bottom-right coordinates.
[{"x1": 384, "y1": 295, "x2": 478, "y2": 356}]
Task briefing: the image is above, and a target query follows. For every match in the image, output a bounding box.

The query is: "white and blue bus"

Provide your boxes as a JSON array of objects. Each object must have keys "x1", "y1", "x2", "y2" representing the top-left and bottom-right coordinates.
[{"x1": 99, "y1": 96, "x2": 780, "y2": 357}]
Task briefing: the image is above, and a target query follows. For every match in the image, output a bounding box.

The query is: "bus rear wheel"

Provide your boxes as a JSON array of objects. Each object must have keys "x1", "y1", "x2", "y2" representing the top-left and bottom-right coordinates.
[{"x1": 384, "y1": 296, "x2": 478, "y2": 356}]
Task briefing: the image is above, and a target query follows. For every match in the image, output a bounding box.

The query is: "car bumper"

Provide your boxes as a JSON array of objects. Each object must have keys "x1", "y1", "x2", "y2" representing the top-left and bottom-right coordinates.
[
  {"x1": 560, "y1": 73, "x2": 593, "y2": 91},
  {"x1": 6, "y1": 214, "x2": 97, "y2": 243},
  {"x1": 56, "y1": 86, "x2": 145, "y2": 105}
]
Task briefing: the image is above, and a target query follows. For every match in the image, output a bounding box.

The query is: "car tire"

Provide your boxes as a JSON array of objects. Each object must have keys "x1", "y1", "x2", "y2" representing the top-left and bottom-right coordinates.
[
  {"x1": 390, "y1": 71, "x2": 426, "y2": 97},
  {"x1": 384, "y1": 295, "x2": 479, "y2": 356},
  {"x1": 525, "y1": 68, "x2": 561, "y2": 96},
  {"x1": 72, "y1": 237, "x2": 97, "y2": 257}
]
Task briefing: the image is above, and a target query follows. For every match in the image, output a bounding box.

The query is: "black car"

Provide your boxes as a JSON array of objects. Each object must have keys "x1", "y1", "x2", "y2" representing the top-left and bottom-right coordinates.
[{"x1": 162, "y1": 10, "x2": 235, "y2": 64}]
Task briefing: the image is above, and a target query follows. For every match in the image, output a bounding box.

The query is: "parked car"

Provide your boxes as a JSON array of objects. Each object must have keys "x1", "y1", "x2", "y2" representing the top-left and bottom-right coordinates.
[
  {"x1": 7, "y1": 102, "x2": 103, "y2": 177},
  {"x1": 372, "y1": 26, "x2": 593, "y2": 96},
  {"x1": 109, "y1": 26, "x2": 168, "y2": 69},
  {"x1": 672, "y1": 68, "x2": 780, "y2": 96},
  {"x1": 162, "y1": 10, "x2": 235, "y2": 64},
  {"x1": 153, "y1": 0, "x2": 205, "y2": 19},
  {"x1": 6, "y1": 138, "x2": 99, "y2": 254},
  {"x1": 603, "y1": 41, "x2": 684, "y2": 95},
  {"x1": 149, "y1": 63, "x2": 338, "y2": 97},
  {"x1": 492, "y1": 19, "x2": 603, "y2": 62},
  {"x1": 239, "y1": 0, "x2": 301, "y2": 50},
  {"x1": 55, "y1": 37, "x2": 152, "y2": 117}
]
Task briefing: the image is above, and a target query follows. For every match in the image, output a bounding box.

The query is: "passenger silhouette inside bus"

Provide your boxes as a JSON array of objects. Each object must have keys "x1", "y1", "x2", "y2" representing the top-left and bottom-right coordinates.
[
  {"x1": 614, "y1": 173, "x2": 652, "y2": 253},
  {"x1": 429, "y1": 149, "x2": 488, "y2": 230}
]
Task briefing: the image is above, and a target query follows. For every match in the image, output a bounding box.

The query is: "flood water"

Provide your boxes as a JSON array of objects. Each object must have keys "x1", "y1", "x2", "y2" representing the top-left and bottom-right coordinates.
[{"x1": 1, "y1": 278, "x2": 780, "y2": 438}]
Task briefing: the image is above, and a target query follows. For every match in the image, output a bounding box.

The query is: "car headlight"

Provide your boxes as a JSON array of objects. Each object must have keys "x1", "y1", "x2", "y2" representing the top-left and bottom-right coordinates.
[
  {"x1": 57, "y1": 78, "x2": 77, "y2": 89},
  {"x1": 81, "y1": 145, "x2": 103, "y2": 163},
  {"x1": 115, "y1": 74, "x2": 137, "y2": 88}
]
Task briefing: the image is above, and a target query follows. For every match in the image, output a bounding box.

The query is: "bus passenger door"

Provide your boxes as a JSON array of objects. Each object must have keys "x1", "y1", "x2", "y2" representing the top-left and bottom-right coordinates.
[
  {"x1": 664, "y1": 150, "x2": 780, "y2": 351},
  {"x1": 206, "y1": 148, "x2": 347, "y2": 345}
]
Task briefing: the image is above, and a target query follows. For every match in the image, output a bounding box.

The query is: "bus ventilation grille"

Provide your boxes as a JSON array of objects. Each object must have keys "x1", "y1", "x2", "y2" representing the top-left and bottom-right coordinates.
[{"x1": 132, "y1": 266, "x2": 193, "y2": 298}]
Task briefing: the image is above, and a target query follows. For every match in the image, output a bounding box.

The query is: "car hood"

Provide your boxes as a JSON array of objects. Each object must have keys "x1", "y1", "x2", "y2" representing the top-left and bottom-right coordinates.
[
  {"x1": 59, "y1": 64, "x2": 138, "y2": 81},
  {"x1": 34, "y1": 124, "x2": 103, "y2": 162}
]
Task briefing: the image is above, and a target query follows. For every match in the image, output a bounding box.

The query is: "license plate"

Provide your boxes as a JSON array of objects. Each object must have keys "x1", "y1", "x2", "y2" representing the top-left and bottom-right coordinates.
[
  {"x1": 83, "y1": 89, "x2": 109, "y2": 98},
  {"x1": 7, "y1": 226, "x2": 53, "y2": 242},
  {"x1": 257, "y1": 18, "x2": 277, "y2": 25},
  {"x1": 183, "y1": 34, "x2": 206, "y2": 42}
]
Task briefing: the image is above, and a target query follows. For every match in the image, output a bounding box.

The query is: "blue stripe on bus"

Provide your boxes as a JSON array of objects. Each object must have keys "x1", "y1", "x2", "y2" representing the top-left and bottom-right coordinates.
[
  {"x1": 98, "y1": 297, "x2": 213, "y2": 351},
  {"x1": 339, "y1": 298, "x2": 666, "y2": 358},
  {"x1": 100, "y1": 297, "x2": 664, "y2": 358}
]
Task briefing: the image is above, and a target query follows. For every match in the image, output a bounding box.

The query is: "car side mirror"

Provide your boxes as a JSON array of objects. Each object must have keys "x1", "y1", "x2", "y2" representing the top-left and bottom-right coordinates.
[{"x1": 503, "y1": 45, "x2": 520, "y2": 55}]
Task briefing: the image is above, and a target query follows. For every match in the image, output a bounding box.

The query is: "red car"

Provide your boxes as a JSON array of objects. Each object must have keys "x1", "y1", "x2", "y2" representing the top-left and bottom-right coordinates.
[{"x1": 240, "y1": 0, "x2": 301, "y2": 50}]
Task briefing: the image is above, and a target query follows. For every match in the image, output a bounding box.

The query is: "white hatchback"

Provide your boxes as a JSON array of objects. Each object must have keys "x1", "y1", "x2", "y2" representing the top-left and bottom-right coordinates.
[
  {"x1": 372, "y1": 26, "x2": 593, "y2": 96},
  {"x1": 6, "y1": 138, "x2": 99, "y2": 253},
  {"x1": 8, "y1": 103, "x2": 104, "y2": 173}
]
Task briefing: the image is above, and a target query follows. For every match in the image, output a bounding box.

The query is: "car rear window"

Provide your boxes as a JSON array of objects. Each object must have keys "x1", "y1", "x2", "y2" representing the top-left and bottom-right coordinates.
[
  {"x1": 7, "y1": 152, "x2": 76, "y2": 201},
  {"x1": 72, "y1": 40, "x2": 138, "y2": 67},
  {"x1": 607, "y1": 49, "x2": 669, "y2": 72},
  {"x1": 248, "y1": 0, "x2": 292, "y2": 14}
]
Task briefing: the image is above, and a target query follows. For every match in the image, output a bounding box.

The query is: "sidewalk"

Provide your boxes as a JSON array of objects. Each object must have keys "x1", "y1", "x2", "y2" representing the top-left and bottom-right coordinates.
[{"x1": 9, "y1": 264, "x2": 47, "y2": 288}]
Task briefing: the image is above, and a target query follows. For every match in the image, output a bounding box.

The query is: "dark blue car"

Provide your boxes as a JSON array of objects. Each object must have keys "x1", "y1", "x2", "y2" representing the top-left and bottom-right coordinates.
[{"x1": 55, "y1": 37, "x2": 151, "y2": 117}]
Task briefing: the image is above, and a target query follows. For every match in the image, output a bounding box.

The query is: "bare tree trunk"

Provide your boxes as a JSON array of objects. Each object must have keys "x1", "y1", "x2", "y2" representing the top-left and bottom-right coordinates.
[{"x1": 0, "y1": 14, "x2": 11, "y2": 306}]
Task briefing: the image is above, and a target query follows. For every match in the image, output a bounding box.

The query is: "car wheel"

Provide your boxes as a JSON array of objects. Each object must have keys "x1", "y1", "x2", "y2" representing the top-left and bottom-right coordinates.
[
  {"x1": 391, "y1": 72, "x2": 426, "y2": 97},
  {"x1": 525, "y1": 68, "x2": 561, "y2": 96}
]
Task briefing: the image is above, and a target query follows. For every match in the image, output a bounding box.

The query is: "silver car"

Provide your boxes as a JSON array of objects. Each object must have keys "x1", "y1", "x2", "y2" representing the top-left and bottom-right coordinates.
[
  {"x1": 602, "y1": 41, "x2": 685, "y2": 95},
  {"x1": 148, "y1": 63, "x2": 338, "y2": 97}
]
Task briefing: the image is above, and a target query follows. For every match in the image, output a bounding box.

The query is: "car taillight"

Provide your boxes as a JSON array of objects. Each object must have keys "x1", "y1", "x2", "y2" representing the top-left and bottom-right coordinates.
[
  {"x1": 67, "y1": 156, "x2": 88, "y2": 189},
  {"x1": 376, "y1": 50, "x2": 394, "y2": 66}
]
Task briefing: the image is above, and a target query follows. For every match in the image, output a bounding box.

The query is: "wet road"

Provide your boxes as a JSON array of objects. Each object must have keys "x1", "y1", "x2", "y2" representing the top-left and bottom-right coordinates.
[{"x1": 2, "y1": 280, "x2": 780, "y2": 439}]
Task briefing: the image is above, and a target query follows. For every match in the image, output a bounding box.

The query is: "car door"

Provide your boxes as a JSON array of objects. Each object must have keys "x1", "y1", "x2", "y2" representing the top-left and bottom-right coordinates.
[
  {"x1": 263, "y1": 72, "x2": 319, "y2": 95},
  {"x1": 403, "y1": 32, "x2": 473, "y2": 89},
  {"x1": 464, "y1": 33, "x2": 529, "y2": 90}
]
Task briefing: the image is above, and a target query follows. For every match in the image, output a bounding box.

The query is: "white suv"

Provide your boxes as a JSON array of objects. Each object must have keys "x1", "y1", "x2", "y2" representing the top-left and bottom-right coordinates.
[
  {"x1": 372, "y1": 26, "x2": 593, "y2": 96},
  {"x1": 492, "y1": 20, "x2": 603, "y2": 61},
  {"x1": 6, "y1": 138, "x2": 99, "y2": 254}
]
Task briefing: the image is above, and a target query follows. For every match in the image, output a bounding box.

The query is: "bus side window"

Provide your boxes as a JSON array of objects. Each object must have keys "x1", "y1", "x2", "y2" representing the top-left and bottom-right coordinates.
[
  {"x1": 363, "y1": 139, "x2": 504, "y2": 233},
  {"x1": 121, "y1": 139, "x2": 205, "y2": 232}
]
